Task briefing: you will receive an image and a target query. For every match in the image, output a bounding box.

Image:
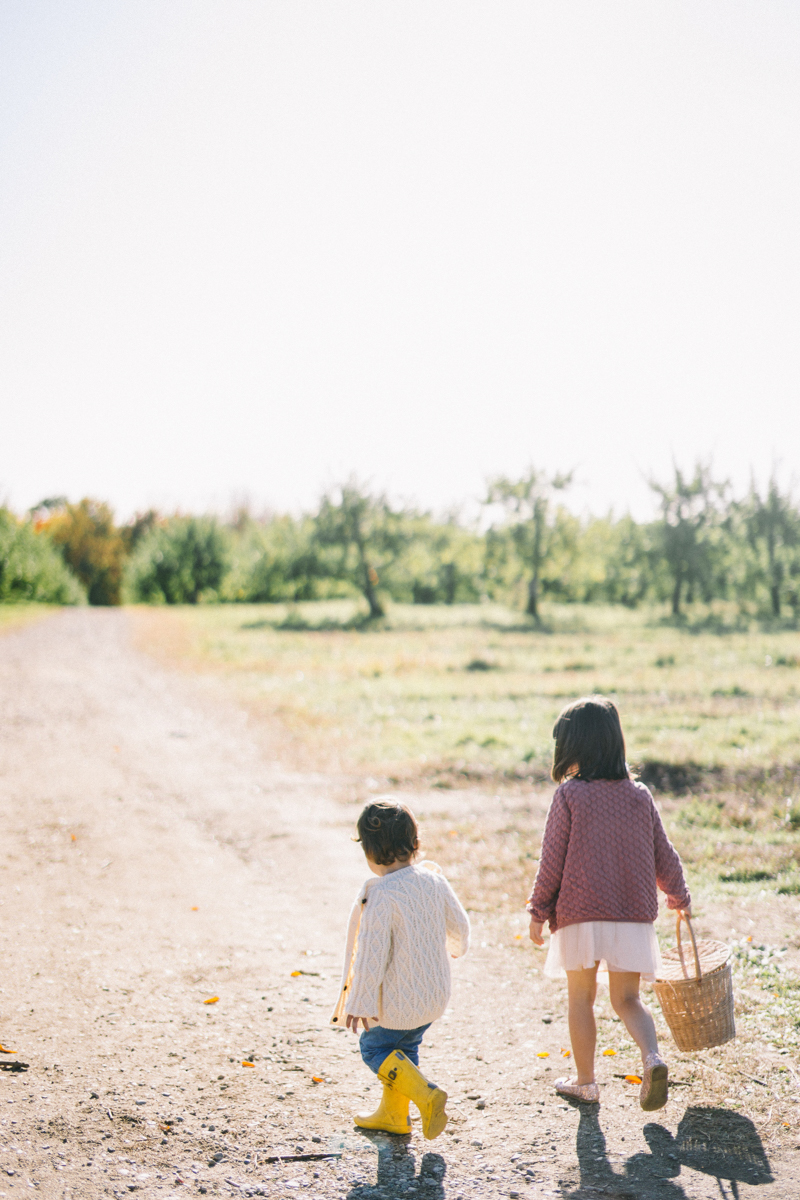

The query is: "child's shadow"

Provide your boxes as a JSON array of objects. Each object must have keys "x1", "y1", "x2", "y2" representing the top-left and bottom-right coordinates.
[
  {"x1": 565, "y1": 1105, "x2": 689, "y2": 1199},
  {"x1": 565, "y1": 1104, "x2": 773, "y2": 1199},
  {"x1": 347, "y1": 1129, "x2": 446, "y2": 1200}
]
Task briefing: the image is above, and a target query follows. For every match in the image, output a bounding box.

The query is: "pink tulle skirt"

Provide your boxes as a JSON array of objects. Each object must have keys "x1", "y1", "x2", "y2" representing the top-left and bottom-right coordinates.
[{"x1": 544, "y1": 920, "x2": 661, "y2": 982}]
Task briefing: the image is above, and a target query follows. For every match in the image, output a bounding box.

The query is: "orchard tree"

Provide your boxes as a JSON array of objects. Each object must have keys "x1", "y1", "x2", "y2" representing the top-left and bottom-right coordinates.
[
  {"x1": 314, "y1": 480, "x2": 408, "y2": 619},
  {"x1": 426, "y1": 515, "x2": 484, "y2": 605},
  {"x1": 485, "y1": 468, "x2": 573, "y2": 623},
  {"x1": 649, "y1": 463, "x2": 728, "y2": 616},
  {"x1": 743, "y1": 473, "x2": 800, "y2": 617},
  {"x1": 0, "y1": 508, "x2": 85, "y2": 603},
  {"x1": 38, "y1": 498, "x2": 126, "y2": 605},
  {"x1": 121, "y1": 509, "x2": 160, "y2": 554},
  {"x1": 397, "y1": 511, "x2": 484, "y2": 606},
  {"x1": 125, "y1": 516, "x2": 229, "y2": 604},
  {"x1": 223, "y1": 513, "x2": 322, "y2": 602}
]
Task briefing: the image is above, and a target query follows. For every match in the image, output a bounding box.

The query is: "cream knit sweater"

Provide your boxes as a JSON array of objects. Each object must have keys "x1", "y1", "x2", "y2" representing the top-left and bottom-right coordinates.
[{"x1": 331, "y1": 861, "x2": 470, "y2": 1031}]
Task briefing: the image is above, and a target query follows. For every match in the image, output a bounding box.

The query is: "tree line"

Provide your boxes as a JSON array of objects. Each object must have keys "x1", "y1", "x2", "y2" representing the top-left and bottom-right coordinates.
[{"x1": 1, "y1": 464, "x2": 799, "y2": 621}]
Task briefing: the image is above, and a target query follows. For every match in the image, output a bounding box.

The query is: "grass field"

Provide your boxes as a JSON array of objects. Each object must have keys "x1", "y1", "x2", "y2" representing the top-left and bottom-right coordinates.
[
  {"x1": 135, "y1": 598, "x2": 800, "y2": 884},
  {"x1": 134, "y1": 598, "x2": 800, "y2": 780}
]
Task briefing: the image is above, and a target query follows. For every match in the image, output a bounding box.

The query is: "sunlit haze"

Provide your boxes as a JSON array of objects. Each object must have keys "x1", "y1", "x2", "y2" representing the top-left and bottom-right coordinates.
[{"x1": 2, "y1": 2, "x2": 799, "y2": 522}]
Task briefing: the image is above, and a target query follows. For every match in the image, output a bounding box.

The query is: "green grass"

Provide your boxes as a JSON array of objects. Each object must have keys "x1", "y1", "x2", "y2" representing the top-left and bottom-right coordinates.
[
  {"x1": 0, "y1": 604, "x2": 58, "y2": 634},
  {"x1": 135, "y1": 599, "x2": 800, "y2": 789}
]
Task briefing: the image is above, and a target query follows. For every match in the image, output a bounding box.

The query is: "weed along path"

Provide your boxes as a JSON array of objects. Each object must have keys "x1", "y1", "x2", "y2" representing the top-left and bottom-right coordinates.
[{"x1": 0, "y1": 609, "x2": 796, "y2": 1199}]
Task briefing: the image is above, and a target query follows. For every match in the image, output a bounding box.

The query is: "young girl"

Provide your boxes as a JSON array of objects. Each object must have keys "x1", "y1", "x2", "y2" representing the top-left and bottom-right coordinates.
[
  {"x1": 331, "y1": 799, "x2": 470, "y2": 1139},
  {"x1": 527, "y1": 696, "x2": 691, "y2": 1111}
]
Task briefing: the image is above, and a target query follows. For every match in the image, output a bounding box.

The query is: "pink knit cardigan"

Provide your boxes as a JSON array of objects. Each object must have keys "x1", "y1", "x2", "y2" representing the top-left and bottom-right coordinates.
[{"x1": 526, "y1": 778, "x2": 690, "y2": 933}]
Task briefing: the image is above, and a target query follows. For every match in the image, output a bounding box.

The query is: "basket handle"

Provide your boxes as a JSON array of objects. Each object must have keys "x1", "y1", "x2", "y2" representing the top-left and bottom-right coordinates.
[{"x1": 676, "y1": 911, "x2": 702, "y2": 981}]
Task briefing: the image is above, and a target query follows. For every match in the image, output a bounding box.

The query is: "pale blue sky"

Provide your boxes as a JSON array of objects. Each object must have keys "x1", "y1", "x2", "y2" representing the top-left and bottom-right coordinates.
[{"x1": 1, "y1": 2, "x2": 799, "y2": 521}]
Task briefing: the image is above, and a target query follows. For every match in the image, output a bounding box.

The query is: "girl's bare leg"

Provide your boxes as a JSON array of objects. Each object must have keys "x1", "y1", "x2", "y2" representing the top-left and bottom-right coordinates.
[
  {"x1": 608, "y1": 971, "x2": 659, "y2": 1061},
  {"x1": 565, "y1": 965, "x2": 599, "y2": 1084}
]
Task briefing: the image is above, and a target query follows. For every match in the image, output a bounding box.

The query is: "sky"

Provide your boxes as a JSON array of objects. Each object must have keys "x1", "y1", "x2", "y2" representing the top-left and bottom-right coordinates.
[{"x1": 1, "y1": 2, "x2": 799, "y2": 523}]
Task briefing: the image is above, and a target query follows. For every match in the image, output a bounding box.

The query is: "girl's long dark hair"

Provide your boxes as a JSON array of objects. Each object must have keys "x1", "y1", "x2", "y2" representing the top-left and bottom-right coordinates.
[{"x1": 551, "y1": 695, "x2": 629, "y2": 783}]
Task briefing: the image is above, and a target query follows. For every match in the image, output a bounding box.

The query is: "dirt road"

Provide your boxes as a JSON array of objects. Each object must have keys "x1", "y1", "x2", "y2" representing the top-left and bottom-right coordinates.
[{"x1": 0, "y1": 610, "x2": 793, "y2": 1198}]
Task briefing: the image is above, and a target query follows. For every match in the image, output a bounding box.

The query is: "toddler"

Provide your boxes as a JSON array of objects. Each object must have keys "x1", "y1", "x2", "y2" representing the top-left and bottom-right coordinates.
[
  {"x1": 332, "y1": 799, "x2": 470, "y2": 1138},
  {"x1": 527, "y1": 696, "x2": 691, "y2": 1111}
]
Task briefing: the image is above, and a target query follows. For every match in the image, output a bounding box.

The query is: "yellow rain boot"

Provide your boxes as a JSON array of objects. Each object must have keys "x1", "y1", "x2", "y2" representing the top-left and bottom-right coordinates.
[
  {"x1": 354, "y1": 1083, "x2": 412, "y2": 1135},
  {"x1": 377, "y1": 1050, "x2": 448, "y2": 1140}
]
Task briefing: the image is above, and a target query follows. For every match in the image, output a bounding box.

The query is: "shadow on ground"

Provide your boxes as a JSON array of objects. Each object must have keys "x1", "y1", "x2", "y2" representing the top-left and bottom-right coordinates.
[
  {"x1": 347, "y1": 1130, "x2": 446, "y2": 1199},
  {"x1": 565, "y1": 1104, "x2": 773, "y2": 1199},
  {"x1": 342, "y1": 1106, "x2": 772, "y2": 1198}
]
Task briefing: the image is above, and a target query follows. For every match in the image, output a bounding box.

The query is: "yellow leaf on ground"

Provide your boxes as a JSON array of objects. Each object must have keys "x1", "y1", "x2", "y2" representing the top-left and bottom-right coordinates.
[
  {"x1": 0, "y1": 1045, "x2": 16, "y2": 1054},
  {"x1": 312, "y1": 1076, "x2": 324, "y2": 1083},
  {"x1": 191, "y1": 906, "x2": 198, "y2": 911},
  {"x1": 602, "y1": 1048, "x2": 616, "y2": 1056},
  {"x1": 291, "y1": 970, "x2": 302, "y2": 977},
  {"x1": 625, "y1": 1074, "x2": 642, "y2": 1084},
  {"x1": 536, "y1": 1052, "x2": 549, "y2": 1058},
  {"x1": 203, "y1": 996, "x2": 219, "y2": 1005},
  {"x1": 242, "y1": 1061, "x2": 255, "y2": 1067},
  {"x1": 561, "y1": 1049, "x2": 571, "y2": 1057}
]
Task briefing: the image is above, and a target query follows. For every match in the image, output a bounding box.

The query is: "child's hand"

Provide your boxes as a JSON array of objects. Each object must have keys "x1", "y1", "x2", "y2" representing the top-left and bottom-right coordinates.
[
  {"x1": 345, "y1": 1014, "x2": 377, "y2": 1034},
  {"x1": 529, "y1": 917, "x2": 545, "y2": 947}
]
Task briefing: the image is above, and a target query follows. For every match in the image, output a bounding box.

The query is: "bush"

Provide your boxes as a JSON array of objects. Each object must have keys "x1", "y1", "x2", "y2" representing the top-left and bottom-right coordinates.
[
  {"x1": 41, "y1": 498, "x2": 126, "y2": 605},
  {"x1": 398, "y1": 517, "x2": 485, "y2": 605},
  {"x1": 222, "y1": 515, "x2": 324, "y2": 602},
  {"x1": 125, "y1": 516, "x2": 230, "y2": 604},
  {"x1": 0, "y1": 509, "x2": 85, "y2": 604}
]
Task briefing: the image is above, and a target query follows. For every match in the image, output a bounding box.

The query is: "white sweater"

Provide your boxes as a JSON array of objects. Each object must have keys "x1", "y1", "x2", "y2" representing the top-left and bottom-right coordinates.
[{"x1": 331, "y1": 861, "x2": 471, "y2": 1031}]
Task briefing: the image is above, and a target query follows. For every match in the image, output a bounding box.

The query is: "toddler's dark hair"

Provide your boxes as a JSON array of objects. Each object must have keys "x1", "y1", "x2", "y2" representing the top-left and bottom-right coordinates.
[
  {"x1": 552, "y1": 695, "x2": 629, "y2": 783},
  {"x1": 356, "y1": 799, "x2": 420, "y2": 866}
]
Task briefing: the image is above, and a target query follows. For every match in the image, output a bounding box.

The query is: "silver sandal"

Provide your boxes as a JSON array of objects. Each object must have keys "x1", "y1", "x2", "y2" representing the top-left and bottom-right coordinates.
[
  {"x1": 554, "y1": 1077, "x2": 600, "y2": 1103},
  {"x1": 640, "y1": 1052, "x2": 668, "y2": 1111}
]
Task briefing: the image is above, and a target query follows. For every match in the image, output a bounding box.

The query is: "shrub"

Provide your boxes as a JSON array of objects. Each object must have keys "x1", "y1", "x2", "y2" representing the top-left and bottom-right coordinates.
[
  {"x1": 0, "y1": 509, "x2": 85, "y2": 604},
  {"x1": 41, "y1": 498, "x2": 126, "y2": 605},
  {"x1": 121, "y1": 509, "x2": 160, "y2": 554},
  {"x1": 719, "y1": 868, "x2": 776, "y2": 883},
  {"x1": 222, "y1": 515, "x2": 324, "y2": 602},
  {"x1": 400, "y1": 517, "x2": 485, "y2": 605},
  {"x1": 125, "y1": 516, "x2": 230, "y2": 604}
]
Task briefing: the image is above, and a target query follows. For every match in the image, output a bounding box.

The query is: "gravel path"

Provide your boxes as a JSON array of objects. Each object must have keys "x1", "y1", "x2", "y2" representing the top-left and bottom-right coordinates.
[{"x1": 0, "y1": 610, "x2": 792, "y2": 1199}]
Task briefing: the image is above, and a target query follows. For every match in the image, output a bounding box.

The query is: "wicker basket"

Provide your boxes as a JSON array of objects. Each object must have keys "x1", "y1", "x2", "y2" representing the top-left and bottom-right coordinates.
[{"x1": 653, "y1": 914, "x2": 735, "y2": 1052}]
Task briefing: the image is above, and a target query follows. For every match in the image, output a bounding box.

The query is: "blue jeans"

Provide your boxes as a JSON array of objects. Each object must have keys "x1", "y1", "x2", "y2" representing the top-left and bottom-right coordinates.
[{"x1": 359, "y1": 1023, "x2": 431, "y2": 1074}]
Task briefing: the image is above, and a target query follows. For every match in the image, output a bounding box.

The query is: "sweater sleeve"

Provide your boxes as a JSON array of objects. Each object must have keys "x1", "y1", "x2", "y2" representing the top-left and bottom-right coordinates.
[
  {"x1": 337, "y1": 885, "x2": 368, "y2": 995},
  {"x1": 345, "y1": 886, "x2": 393, "y2": 1018},
  {"x1": 442, "y1": 877, "x2": 471, "y2": 958},
  {"x1": 651, "y1": 796, "x2": 691, "y2": 911},
  {"x1": 526, "y1": 787, "x2": 571, "y2": 930}
]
